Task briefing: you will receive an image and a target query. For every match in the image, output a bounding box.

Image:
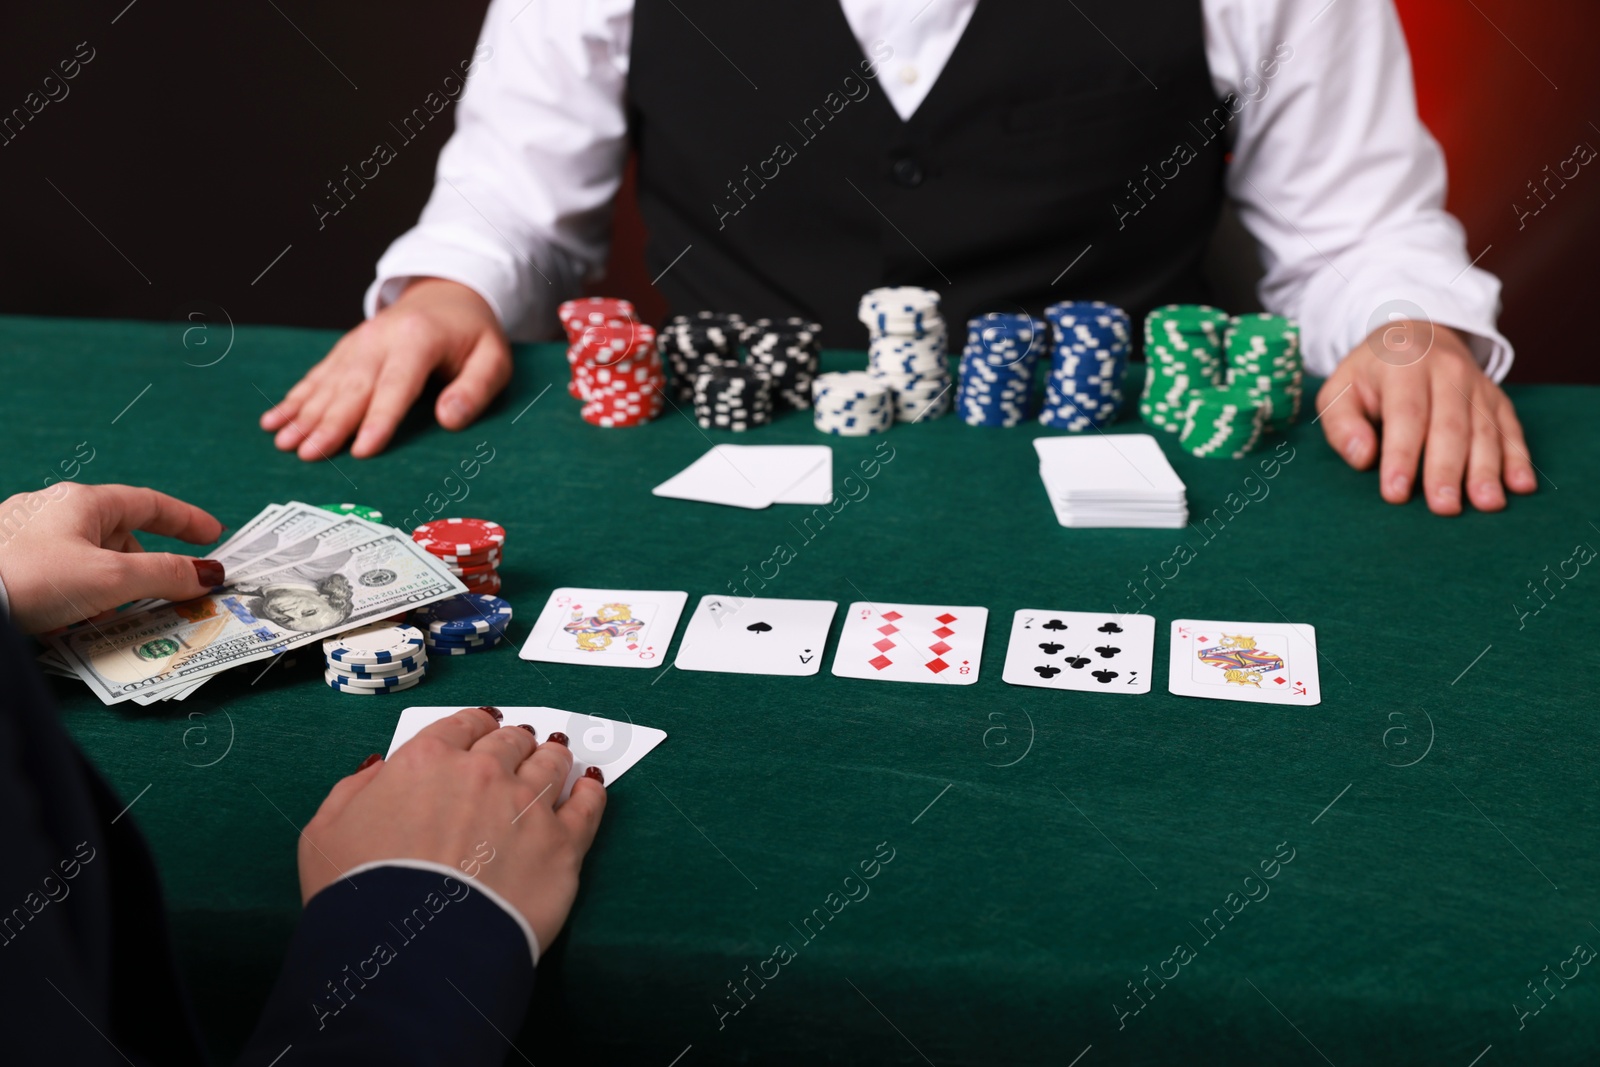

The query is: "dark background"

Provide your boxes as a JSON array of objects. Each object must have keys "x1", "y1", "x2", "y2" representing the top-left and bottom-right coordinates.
[{"x1": 1, "y1": 1, "x2": 1596, "y2": 379}]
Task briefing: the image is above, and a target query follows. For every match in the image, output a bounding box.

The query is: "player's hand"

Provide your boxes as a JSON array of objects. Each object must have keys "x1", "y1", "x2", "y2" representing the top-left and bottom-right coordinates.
[
  {"x1": 0, "y1": 483, "x2": 224, "y2": 634},
  {"x1": 260, "y1": 278, "x2": 512, "y2": 461},
  {"x1": 1315, "y1": 323, "x2": 1536, "y2": 515},
  {"x1": 298, "y1": 707, "x2": 607, "y2": 952}
]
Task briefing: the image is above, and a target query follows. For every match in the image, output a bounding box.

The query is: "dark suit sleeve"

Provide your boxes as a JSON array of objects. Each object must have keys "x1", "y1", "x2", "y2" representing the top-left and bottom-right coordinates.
[{"x1": 237, "y1": 867, "x2": 536, "y2": 1066}]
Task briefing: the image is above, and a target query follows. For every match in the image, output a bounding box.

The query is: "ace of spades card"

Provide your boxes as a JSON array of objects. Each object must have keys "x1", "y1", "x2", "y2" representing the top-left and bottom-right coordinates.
[
  {"x1": 1166, "y1": 619, "x2": 1322, "y2": 705},
  {"x1": 673, "y1": 596, "x2": 839, "y2": 676},
  {"x1": 519, "y1": 588, "x2": 688, "y2": 669},
  {"x1": 830, "y1": 602, "x2": 988, "y2": 685},
  {"x1": 1001, "y1": 610, "x2": 1154, "y2": 694}
]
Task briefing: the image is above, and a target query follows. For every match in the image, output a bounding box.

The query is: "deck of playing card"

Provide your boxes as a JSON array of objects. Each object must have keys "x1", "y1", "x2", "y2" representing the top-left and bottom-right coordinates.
[
  {"x1": 519, "y1": 588, "x2": 688, "y2": 669},
  {"x1": 653, "y1": 445, "x2": 833, "y2": 509},
  {"x1": 1001, "y1": 609, "x2": 1154, "y2": 694},
  {"x1": 1034, "y1": 434, "x2": 1188, "y2": 528},
  {"x1": 831, "y1": 602, "x2": 988, "y2": 685},
  {"x1": 1167, "y1": 619, "x2": 1321, "y2": 705},
  {"x1": 388, "y1": 707, "x2": 667, "y2": 800},
  {"x1": 674, "y1": 596, "x2": 838, "y2": 676}
]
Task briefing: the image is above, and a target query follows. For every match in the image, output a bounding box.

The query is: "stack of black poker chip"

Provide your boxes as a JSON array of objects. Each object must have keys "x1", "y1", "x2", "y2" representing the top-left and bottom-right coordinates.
[
  {"x1": 693, "y1": 365, "x2": 772, "y2": 431},
  {"x1": 741, "y1": 317, "x2": 822, "y2": 411},
  {"x1": 661, "y1": 312, "x2": 745, "y2": 401}
]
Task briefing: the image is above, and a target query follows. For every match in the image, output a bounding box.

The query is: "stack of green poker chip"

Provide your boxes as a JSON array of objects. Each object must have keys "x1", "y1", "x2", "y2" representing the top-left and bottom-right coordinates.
[
  {"x1": 1180, "y1": 385, "x2": 1267, "y2": 458},
  {"x1": 1139, "y1": 304, "x2": 1229, "y2": 435},
  {"x1": 319, "y1": 502, "x2": 385, "y2": 523},
  {"x1": 1223, "y1": 314, "x2": 1303, "y2": 433}
]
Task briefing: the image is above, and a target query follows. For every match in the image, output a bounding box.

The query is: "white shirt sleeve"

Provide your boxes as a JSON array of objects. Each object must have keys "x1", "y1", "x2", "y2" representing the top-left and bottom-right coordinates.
[
  {"x1": 364, "y1": 0, "x2": 634, "y2": 341},
  {"x1": 1203, "y1": 0, "x2": 1512, "y2": 380}
]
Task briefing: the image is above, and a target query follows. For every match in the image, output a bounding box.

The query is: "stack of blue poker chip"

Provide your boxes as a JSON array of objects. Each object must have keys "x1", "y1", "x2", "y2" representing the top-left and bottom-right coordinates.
[
  {"x1": 858, "y1": 287, "x2": 951, "y2": 425},
  {"x1": 957, "y1": 313, "x2": 1044, "y2": 427},
  {"x1": 1039, "y1": 300, "x2": 1131, "y2": 430},
  {"x1": 414, "y1": 593, "x2": 514, "y2": 656}
]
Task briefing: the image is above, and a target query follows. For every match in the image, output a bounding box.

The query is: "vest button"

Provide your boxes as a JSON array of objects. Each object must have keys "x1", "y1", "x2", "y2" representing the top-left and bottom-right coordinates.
[{"x1": 891, "y1": 156, "x2": 925, "y2": 188}]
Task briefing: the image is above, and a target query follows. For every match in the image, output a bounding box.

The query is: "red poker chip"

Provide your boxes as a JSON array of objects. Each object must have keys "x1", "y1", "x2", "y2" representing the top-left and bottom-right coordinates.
[
  {"x1": 449, "y1": 558, "x2": 500, "y2": 577},
  {"x1": 558, "y1": 297, "x2": 637, "y2": 341},
  {"x1": 413, "y1": 518, "x2": 506, "y2": 556},
  {"x1": 458, "y1": 572, "x2": 502, "y2": 595}
]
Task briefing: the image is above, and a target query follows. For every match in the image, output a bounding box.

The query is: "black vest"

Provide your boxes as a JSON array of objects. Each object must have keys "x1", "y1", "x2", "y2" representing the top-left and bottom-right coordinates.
[{"x1": 628, "y1": 0, "x2": 1228, "y2": 345}]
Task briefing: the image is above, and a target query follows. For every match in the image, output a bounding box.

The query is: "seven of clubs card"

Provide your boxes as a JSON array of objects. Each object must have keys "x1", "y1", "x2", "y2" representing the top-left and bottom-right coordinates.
[
  {"x1": 674, "y1": 596, "x2": 838, "y2": 676},
  {"x1": 1001, "y1": 610, "x2": 1154, "y2": 694},
  {"x1": 519, "y1": 588, "x2": 688, "y2": 669},
  {"x1": 1166, "y1": 619, "x2": 1321, "y2": 705},
  {"x1": 830, "y1": 602, "x2": 987, "y2": 685}
]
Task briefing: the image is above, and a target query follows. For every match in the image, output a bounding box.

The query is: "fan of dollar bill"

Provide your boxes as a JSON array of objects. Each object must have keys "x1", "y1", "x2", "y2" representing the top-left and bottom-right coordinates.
[{"x1": 36, "y1": 501, "x2": 467, "y2": 706}]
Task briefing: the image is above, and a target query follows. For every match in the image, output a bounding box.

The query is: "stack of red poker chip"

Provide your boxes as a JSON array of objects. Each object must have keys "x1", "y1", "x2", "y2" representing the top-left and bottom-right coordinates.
[
  {"x1": 558, "y1": 297, "x2": 637, "y2": 400},
  {"x1": 573, "y1": 321, "x2": 666, "y2": 428},
  {"x1": 412, "y1": 517, "x2": 506, "y2": 597}
]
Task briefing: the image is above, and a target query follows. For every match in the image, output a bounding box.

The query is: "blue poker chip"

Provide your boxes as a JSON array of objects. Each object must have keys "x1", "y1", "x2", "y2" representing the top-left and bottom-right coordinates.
[
  {"x1": 413, "y1": 593, "x2": 513, "y2": 638},
  {"x1": 426, "y1": 629, "x2": 499, "y2": 647},
  {"x1": 424, "y1": 634, "x2": 504, "y2": 655}
]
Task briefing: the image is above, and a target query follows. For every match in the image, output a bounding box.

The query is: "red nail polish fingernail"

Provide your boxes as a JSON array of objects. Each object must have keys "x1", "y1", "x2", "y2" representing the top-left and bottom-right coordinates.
[
  {"x1": 583, "y1": 766, "x2": 605, "y2": 785},
  {"x1": 193, "y1": 559, "x2": 225, "y2": 587},
  {"x1": 516, "y1": 724, "x2": 536, "y2": 738},
  {"x1": 357, "y1": 753, "x2": 382, "y2": 772},
  {"x1": 548, "y1": 732, "x2": 569, "y2": 747},
  {"x1": 476, "y1": 706, "x2": 503, "y2": 723}
]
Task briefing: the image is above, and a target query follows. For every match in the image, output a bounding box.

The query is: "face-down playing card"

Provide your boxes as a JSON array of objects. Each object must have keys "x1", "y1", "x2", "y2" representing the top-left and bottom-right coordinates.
[
  {"x1": 519, "y1": 588, "x2": 688, "y2": 668},
  {"x1": 830, "y1": 602, "x2": 988, "y2": 685},
  {"x1": 1001, "y1": 610, "x2": 1154, "y2": 694},
  {"x1": 1166, "y1": 619, "x2": 1321, "y2": 705},
  {"x1": 674, "y1": 596, "x2": 838, "y2": 676}
]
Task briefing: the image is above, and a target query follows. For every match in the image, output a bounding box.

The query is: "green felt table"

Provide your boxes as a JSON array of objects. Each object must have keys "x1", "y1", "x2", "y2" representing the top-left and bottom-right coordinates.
[{"x1": 6, "y1": 313, "x2": 1599, "y2": 1065}]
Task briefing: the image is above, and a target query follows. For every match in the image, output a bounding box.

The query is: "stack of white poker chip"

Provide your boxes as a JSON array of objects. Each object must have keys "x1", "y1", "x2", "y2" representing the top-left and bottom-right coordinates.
[
  {"x1": 811, "y1": 371, "x2": 893, "y2": 436},
  {"x1": 322, "y1": 620, "x2": 429, "y2": 695},
  {"x1": 858, "y1": 286, "x2": 951, "y2": 424}
]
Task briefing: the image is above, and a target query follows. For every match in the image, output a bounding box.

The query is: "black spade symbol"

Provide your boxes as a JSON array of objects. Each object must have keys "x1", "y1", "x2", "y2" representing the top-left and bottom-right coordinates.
[
  {"x1": 1065, "y1": 656, "x2": 1090, "y2": 669},
  {"x1": 747, "y1": 622, "x2": 773, "y2": 634},
  {"x1": 1092, "y1": 669, "x2": 1119, "y2": 684},
  {"x1": 1038, "y1": 641, "x2": 1064, "y2": 655},
  {"x1": 1097, "y1": 621, "x2": 1124, "y2": 633},
  {"x1": 1042, "y1": 619, "x2": 1068, "y2": 631},
  {"x1": 1033, "y1": 665, "x2": 1061, "y2": 679},
  {"x1": 1095, "y1": 645, "x2": 1121, "y2": 659}
]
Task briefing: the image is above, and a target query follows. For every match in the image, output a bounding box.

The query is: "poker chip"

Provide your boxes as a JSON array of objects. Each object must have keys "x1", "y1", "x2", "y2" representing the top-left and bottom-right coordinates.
[
  {"x1": 458, "y1": 572, "x2": 503, "y2": 596},
  {"x1": 1140, "y1": 306, "x2": 1303, "y2": 457},
  {"x1": 661, "y1": 312, "x2": 745, "y2": 402},
  {"x1": 694, "y1": 365, "x2": 772, "y2": 431},
  {"x1": 743, "y1": 318, "x2": 822, "y2": 411},
  {"x1": 424, "y1": 632, "x2": 506, "y2": 655},
  {"x1": 856, "y1": 286, "x2": 951, "y2": 426},
  {"x1": 325, "y1": 666, "x2": 428, "y2": 694},
  {"x1": 812, "y1": 372, "x2": 893, "y2": 436},
  {"x1": 413, "y1": 518, "x2": 506, "y2": 557},
  {"x1": 319, "y1": 503, "x2": 384, "y2": 523},
  {"x1": 559, "y1": 297, "x2": 639, "y2": 399},
  {"x1": 327, "y1": 653, "x2": 426, "y2": 678},
  {"x1": 324, "y1": 621, "x2": 426, "y2": 665},
  {"x1": 1038, "y1": 301, "x2": 1129, "y2": 430},
  {"x1": 957, "y1": 313, "x2": 1043, "y2": 427},
  {"x1": 413, "y1": 593, "x2": 513, "y2": 638}
]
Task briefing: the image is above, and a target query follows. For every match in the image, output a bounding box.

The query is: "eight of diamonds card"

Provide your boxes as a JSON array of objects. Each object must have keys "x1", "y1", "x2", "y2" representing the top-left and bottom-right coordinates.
[
  {"x1": 674, "y1": 595, "x2": 838, "y2": 676},
  {"x1": 1001, "y1": 610, "x2": 1154, "y2": 694},
  {"x1": 830, "y1": 602, "x2": 987, "y2": 685},
  {"x1": 1166, "y1": 619, "x2": 1321, "y2": 705},
  {"x1": 520, "y1": 588, "x2": 687, "y2": 669}
]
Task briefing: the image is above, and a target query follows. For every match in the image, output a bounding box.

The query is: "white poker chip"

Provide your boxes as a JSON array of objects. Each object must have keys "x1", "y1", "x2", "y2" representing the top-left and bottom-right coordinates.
[
  {"x1": 325, "y1": 668, "x2": 427, "y2": 694},
  {"x1": 324, "y1": 622, "x2": 426, "y2": 665},
  {"x1": 327, "y1": 652, "x2": 427, "y2": 678},
  {"x1": 325, "y1": 663, "x2": 428, "y2": 689}
]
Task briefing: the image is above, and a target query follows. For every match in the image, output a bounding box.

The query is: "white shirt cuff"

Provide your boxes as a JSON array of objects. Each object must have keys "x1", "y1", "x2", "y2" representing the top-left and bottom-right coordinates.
[{"x1": 342, "y1": 859, "x2": 540, "y2": 967}]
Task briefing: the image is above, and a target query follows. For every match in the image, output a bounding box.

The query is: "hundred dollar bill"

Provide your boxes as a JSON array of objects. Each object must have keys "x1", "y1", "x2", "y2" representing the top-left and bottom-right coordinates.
[{"x1": 50, "y1": 528, "x2": 466, "y2": 705}]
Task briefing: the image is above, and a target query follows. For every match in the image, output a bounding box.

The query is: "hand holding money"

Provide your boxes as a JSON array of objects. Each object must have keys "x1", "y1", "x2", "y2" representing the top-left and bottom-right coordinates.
[{"x1": 0, "y1": 483, "x2": 224, "y2": 634}]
